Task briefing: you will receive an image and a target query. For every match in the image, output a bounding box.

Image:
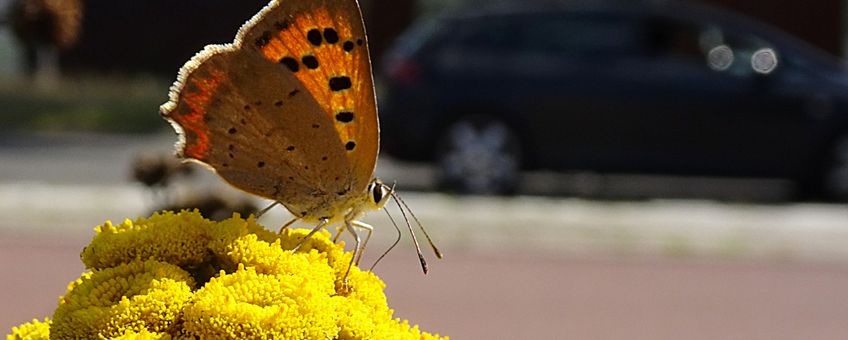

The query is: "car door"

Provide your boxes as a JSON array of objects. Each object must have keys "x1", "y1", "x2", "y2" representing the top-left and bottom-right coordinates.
[
  {"x1": 523, "y1": 10, "x2": 811, "y2": 177},
  {"x1": 628, "y1": 15, "x2": 812, "y2": 177},
  {"x1": 511, "y1": 11, "x2": 661, "y2": 172}
]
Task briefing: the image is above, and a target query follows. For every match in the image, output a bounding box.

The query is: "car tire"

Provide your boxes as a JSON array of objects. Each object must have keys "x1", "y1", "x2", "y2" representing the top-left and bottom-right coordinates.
[
  {"x1": 819, "y1": 132, "x2": 848, "y2": 201},
  {"x1": 435, "y1": 115, "x2": 521, "y2": 195}
]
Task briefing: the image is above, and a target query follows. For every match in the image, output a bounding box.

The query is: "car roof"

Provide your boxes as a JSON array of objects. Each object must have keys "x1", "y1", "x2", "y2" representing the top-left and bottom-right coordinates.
[{"x1": 437, "y1": 0, "x2": 843, "y2": 70}]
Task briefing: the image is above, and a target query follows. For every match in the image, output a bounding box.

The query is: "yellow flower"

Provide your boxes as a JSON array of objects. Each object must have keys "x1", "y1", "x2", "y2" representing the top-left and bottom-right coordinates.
[
  {"x1": 81, "y1": 210, "x2": 212, "y2": 270},
  {"x1": 279, "y1": 228, "x2": 355, "y2": 278},
  {"x1": 206, "y1": 214, "x2": 285, "y2": 272},
  {"x1": 333, "y1": 267, "x2": 445, "y2": 339},
  {"x1": 207, "y1": 213, "x2": 279, "y2": 250},
  {"x1": 51, "y1": 259, "x2": 195, "y2": 339},
  {"x1": 10, "y1": 211, "x2": 446, "y2": 339},
  {"x1": 6, "y1": 318, "x2": 49, "y2": 340},
  {"x1": 108, "y1": 329, "x2": 172, "y2": 339},
  {"x1": 184, "y1": 264, "x2": 339, "y2": 339}
]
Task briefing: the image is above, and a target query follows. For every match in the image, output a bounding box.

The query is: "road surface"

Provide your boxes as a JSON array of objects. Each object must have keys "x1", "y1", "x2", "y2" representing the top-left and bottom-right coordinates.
[{"x1": 1, "y1": 132, "x2": 847, "y2": 339}]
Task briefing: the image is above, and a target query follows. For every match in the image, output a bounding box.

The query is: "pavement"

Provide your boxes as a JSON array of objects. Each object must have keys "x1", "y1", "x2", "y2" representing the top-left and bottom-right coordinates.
[{"x1": 2, "y1": 132, "x2": 848, "y2": 339}]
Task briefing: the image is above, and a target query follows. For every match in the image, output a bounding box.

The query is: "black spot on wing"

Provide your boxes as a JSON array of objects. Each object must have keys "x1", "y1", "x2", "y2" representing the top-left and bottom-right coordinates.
[
  {"x1": 335, "y1": 111, "x2": 354, "y2": 123},
  {"x1": 255, "y1": 31, "x2": 272, "y2": 47},
  {"x1": 329, "y1": 76, "x2": 351, "y2": 91},
  {"x1": 302, "y1": 55, "x2": 319, "y2": 69},
  {"x1": 323, "y1": 28, "x2": 339, "y2": 44},
  {"x1": 279, "y1": 57, "x2": 299, "y2": 72},
  {"x1": 274, "y1": 20, "x2": 290, "y2": 31},
  {"x1": 307, "y1": 29, "x2": 322, "y2": 46}
]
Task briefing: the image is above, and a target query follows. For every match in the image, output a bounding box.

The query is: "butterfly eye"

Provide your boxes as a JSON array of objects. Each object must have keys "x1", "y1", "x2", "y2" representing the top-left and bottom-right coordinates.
[
  {"x1": 371, "y1": 182, "x2": 383, "y2": 203},
  {"x1": 370, "y1": 180, "x2": 391, "y2": 208}
]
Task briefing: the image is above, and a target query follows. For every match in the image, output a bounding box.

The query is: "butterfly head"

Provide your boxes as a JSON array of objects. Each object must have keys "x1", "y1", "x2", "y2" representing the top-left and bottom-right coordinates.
[{"x1": 366, "y1": 178, "x2": 393, "y2": 211}]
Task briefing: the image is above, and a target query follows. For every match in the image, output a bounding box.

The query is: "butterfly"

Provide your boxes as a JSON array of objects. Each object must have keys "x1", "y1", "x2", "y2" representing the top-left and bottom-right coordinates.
[{"x1": 159, "y1": 0, "x2": 440, "y2": 285}]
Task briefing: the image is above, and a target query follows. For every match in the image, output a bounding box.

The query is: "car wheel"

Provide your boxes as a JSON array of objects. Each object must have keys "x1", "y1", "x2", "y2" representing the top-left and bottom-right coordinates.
[
  {"x1": 820, "y1": 133, "x2": 848, "y2": 201},
  {"x1": 436, "y1": 116, "x2": 521, "y2": 195}
]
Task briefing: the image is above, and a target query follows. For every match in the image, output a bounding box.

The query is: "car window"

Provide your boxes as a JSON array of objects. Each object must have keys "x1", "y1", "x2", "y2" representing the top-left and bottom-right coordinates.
[
  {"x1": 389, "y1": 17, "x2": 443, "y2": 57},
  {"x1": 518, "y1": 14, "x2": 647, "y2": 57},
  {"x1": 446, "y1": 12, "x2": 647, "y2": 57},
  {"x1": 448, "y1": 16, "x2": 521, "y2": 52},
  {"x1": 647, "y1": 16, "x2": 779, "y2": 77}
]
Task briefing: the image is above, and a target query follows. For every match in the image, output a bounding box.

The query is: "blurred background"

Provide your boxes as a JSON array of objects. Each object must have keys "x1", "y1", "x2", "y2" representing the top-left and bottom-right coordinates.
[{"x1": 1, "y1": 0, "x2": 848, "y2": 338}]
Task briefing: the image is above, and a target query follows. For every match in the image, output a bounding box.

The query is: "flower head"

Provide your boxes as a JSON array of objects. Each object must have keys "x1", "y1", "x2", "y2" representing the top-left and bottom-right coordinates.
[
  {"x1": 10, "y1": 211, "x2": 447, "y2": 339},
  {"x1": 184, "y1": 264, "x2": 339, "y2": 339},
  {"x1": 6, "y1": 318, "x2": 50, "y2": 340},
  {"x1": 110, "y1": 329, "x2": 173, "y2": 340},
  {"x1": 81, "y1": 211, "x2": 213, "y2": 270},
  {"x1": 51, "y1": 259, "x2": 195, "y2": 339}
]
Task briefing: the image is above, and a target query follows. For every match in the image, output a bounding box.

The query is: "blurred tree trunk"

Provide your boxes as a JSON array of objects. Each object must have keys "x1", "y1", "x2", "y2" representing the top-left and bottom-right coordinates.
[{"x1": 9, "y1": 0, "x2": 83, "y2": 77}]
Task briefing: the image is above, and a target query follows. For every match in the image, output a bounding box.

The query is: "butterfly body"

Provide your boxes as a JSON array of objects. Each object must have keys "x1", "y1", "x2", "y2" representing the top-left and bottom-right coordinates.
[{"x1": 161, "y1": 0, "x2": 380, "y2": 225}]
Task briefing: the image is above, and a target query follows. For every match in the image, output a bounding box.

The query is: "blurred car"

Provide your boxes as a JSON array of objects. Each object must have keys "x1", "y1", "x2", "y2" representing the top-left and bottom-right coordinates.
[{"x1": 377, "y1": 0, "x2": 848, "y2": 199}]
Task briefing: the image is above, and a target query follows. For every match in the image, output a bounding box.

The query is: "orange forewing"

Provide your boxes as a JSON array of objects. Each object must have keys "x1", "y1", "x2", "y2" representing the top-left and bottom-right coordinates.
[{"x1": 246, "y1": 0, "x2": 378, "y2": 184}]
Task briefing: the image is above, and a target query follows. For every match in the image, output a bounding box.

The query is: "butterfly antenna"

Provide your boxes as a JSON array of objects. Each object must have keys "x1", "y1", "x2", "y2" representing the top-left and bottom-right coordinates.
[
  {"x1": 390, "y1": 191, "x2": 428, "y2": 274},
  {"x1": 369, "y1": 208, "x2": 403, "y2": 271},
  {"x1": 392, "y1": 191, "x2": 443, "y2": 259}
]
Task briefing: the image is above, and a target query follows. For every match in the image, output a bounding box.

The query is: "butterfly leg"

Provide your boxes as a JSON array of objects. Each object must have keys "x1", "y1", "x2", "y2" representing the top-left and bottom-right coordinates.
[
  {"x1": 292, "y1": 218, "x2": 328, "y2": 252},
  {"x1": 350, "y1": 221, "x2": 374, "y2": 266},
  {"x1": 342, "y1": 220, "x2": 360, "y2": 286},
  {"x1": 332, "y1": 224, "x2": 346, "y2": 243},
  {"x1": 280, "y1": 217, "x2": 297, "y2": 231},
  {"x1": 254, "y1": 201, "x2": 280, "y2": 219}
]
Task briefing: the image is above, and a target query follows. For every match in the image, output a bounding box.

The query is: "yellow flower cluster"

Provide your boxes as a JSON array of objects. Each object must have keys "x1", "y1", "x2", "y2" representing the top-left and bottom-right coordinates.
[
  {"x1": 51, "y1": 259, "x2": 194, "y2": 339},
  {"x1": 6, "y1": 318, "x2": 50, "y2": 340},
  {"x1": 7, "y1": 210, "x2": 447, "y2": 340}
]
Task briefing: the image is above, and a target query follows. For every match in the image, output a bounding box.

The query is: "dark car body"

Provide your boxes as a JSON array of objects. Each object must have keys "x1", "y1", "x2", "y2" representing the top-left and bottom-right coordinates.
[{"x1": 378, "y1": 0, "x2": 848, "y2": 198}]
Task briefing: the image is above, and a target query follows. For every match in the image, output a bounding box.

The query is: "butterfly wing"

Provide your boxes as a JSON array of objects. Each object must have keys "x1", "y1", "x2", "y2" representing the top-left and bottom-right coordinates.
[
  {"x1": 160, "y1": 0, "x2": 378, "y2": 218},
  {"x1": 246, "y1": 0, "x2": 379, "y2": 188}
]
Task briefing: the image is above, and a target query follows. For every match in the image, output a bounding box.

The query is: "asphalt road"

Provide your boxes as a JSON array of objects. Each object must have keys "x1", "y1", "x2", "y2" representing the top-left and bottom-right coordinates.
[
  {"x1": 5, "y1": 238, "x2": 848, "y2": 339},
  {"x1": 2, "y1": 132, "x2": 848, "y2": 339}
]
